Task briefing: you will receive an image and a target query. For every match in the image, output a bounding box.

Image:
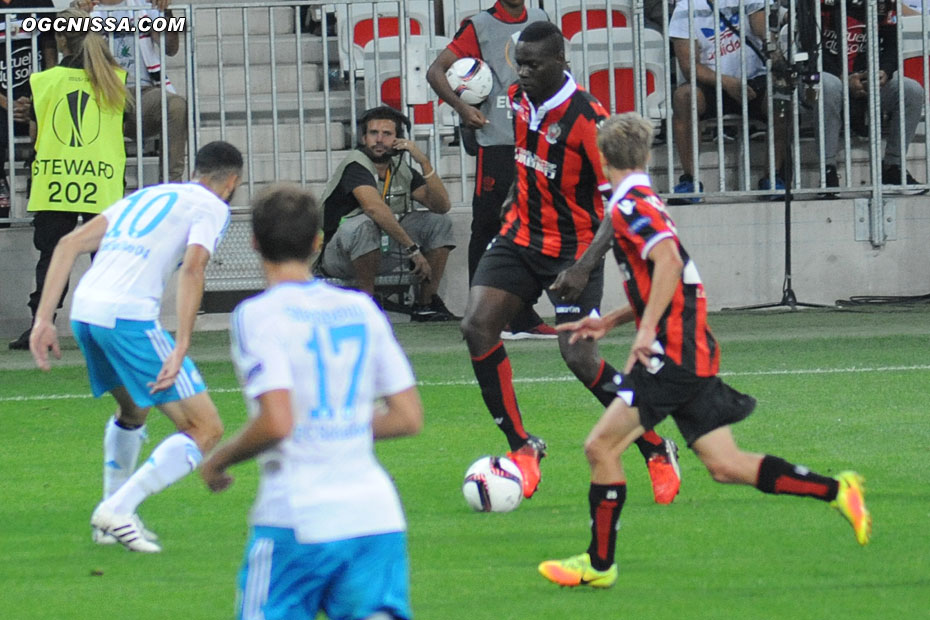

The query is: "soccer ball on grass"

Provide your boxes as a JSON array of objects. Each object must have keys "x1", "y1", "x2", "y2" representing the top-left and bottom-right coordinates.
[{"x1": 462, "y1": 455, "x2": 523, "y2": 513}]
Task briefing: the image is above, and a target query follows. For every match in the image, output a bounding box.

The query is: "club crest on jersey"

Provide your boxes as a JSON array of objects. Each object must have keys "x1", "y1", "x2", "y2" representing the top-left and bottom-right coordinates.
[{"x1": 545, "y1": 123, "x2": 562, "y2": 144}]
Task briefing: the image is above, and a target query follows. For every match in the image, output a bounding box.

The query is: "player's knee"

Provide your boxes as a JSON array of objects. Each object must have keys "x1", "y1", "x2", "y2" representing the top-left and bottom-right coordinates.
[
  {"x1": 583, "y1": 434, "x2": 610, "y2": 468},
  {"x1": 116, "y1": 406, "x2": 147, "y2": 428},
  {"x1": 189, "y1": 403, "x2": 224, "y2": 453},
  {"x1": 460, "y1": 311, "x2": 482, "y2": 343},
  {"x1": 560, "y1": 345, "x2": 599, "y2": 384}
]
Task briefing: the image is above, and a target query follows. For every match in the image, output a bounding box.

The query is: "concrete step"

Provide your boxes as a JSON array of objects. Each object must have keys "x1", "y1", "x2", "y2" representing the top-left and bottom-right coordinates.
[
  {"x1": 194, "y1": 90, "x2": 363, "y2": 125},
  {"x1": 195, "y1": 63, "x2": 322, "y2": 97},
  {"x1": 186, "y1": 34, "x2": 340, "y2": 67},
  {"x1": 198, "y1": 122, "x2": 347, "y2": 153},
  {"x1": 188, "y1": 5, "x2": 297, "y2": 37}
]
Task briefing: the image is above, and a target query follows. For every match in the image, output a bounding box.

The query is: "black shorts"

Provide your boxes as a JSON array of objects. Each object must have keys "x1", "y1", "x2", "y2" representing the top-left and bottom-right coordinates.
[
  {"x1": 615, "y1": 360, "x2": 757, "y2": 447},
  {"x1": 695, "y1": 75, "x2": 770, "y2": 122},
  {"x1": 472, "y1": 235, "x2": 604, "y2": 324}
]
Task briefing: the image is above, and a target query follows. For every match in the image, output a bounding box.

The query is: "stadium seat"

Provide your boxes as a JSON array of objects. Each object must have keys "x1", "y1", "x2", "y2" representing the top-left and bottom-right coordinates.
[
  {"x1": 568, "y1": 27, "x2": 667, "y2": 122},
  {"x1": 901, "y1": 15, "x2": 930, "y2": 88},
  {"x1": 363, "y1": 34, "x2": 455, "y2": 136},
  {"x1": 550, "y1": 0, "x2": 633, "y2": 40},
  {"x1": 336, "y1": 1, "x2": 432, "y2": 78}
]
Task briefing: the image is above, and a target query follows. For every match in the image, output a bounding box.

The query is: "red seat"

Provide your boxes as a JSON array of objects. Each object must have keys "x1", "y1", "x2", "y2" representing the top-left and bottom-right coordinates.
[
  {"x1": 904, "y1": 57, "x2": 929, "y2": 87},
  {"x1": 381, "y1": 77, "x2": 434, "y2": 125},
  {"x1": 353, "y1": 17, "x2": 422, "y2": 50},
  {"x1": 588, "y1": 68, "x2": 656, "y2": 114},
  {"x1": 561, "y1": 9, "x2": 627, "y2": 41}
]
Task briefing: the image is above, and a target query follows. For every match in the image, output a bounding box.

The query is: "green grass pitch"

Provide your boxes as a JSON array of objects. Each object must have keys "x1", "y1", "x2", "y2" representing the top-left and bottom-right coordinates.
[{"x1": 1, "y1": 308, "x2": 929, "y2": 619}]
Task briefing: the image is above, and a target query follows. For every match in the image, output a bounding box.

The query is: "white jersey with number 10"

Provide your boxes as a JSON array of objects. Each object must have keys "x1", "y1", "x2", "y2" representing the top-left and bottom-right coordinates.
[{"x1": 71, "y1": 182, "x2": 230, "y2": 328}]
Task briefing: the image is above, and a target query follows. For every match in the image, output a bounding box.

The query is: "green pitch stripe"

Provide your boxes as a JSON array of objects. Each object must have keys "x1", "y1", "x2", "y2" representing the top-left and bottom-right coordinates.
[{"x1": 3, "y1": 364, "x2": 930, "y2": 402}]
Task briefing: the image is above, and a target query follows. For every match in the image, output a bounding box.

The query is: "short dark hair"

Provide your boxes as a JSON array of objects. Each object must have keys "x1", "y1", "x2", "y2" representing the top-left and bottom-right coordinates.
[
  {"x1": 358, "y1": 105, "x2": 410, "y2": 139},
  {"x1": 518, "y1": 21, "x2": 564, "y2": 55},
  {"x1": 193, "y1": 141, "x2": 243, "y2": 179},
  {"x1": 251, "y1": 183, "x2": 320, "y2": 263}
]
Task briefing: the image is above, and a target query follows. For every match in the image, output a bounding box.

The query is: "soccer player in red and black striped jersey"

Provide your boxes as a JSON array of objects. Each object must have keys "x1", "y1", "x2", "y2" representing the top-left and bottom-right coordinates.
[
  {"x1": 539, "y1": 112, "x2": 871, "y2": 589},
  {"x1": 460, "y1": 22, "x2": 680, "y2": 504}
]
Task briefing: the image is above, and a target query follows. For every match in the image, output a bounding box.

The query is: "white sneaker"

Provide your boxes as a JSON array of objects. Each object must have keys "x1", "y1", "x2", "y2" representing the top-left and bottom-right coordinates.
[
  {"x1": 91, "y1": 505, "x2": 162, "y2": 553},
  {"x1": 92, "y1": 515, "x2": 159, "y2": 545}
]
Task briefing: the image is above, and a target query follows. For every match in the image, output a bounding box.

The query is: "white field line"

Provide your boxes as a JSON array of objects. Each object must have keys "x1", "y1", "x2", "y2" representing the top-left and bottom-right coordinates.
[{"x1": 3, "y1": 364, "x2": 930, "y2": 403}]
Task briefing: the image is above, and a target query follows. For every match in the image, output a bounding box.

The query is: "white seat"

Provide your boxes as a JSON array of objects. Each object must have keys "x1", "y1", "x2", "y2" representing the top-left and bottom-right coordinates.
[
  {"x1": 363, "y1": 35, "x2": 456, "y2": 137},
  {"x1": 548, "y1": 0, "x2": 634, "y2": 40},
  {"x1": 336, "y1": 1, "x2": 432, "y2": 78},
  {"x1": 568, "y1": 27, "x2": 667, "y2": 122}
]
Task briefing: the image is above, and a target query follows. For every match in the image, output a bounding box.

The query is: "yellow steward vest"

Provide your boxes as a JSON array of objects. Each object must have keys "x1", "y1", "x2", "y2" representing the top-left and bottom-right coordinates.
[{"x1": 28, "y1": 66, "x2": 127, "y2": 214}]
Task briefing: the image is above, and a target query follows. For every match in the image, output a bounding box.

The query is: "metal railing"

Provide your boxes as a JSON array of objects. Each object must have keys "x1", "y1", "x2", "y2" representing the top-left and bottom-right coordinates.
[{"x1": 2, "y1": 0, "x2": 928, "y2": 237}]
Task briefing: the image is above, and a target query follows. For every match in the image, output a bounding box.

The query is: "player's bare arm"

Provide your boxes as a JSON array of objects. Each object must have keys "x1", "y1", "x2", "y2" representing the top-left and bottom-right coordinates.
[
  {"x1": 556, "y1": 306, "x2": 636, "y2": 345},
  {"x1": 427, "y1": 47, "x2": 488, "y2": 129},
  {"x1": 29, "y1": 215, "x2": 108, "y2": 371},
  {"x1": 626, "y1": 238, "x2": 683, "y2": 373},
  {"x1": 149, "y1": 243, "x2": 210, "y2": 393},
  {"x1": 372, "y1": 386, "x2": 424, "y2": 439},
  {"x1": 201, "y1": 388, "x2": 294, "y2": 492},
  {"x1": 352, "y1": 185, "x2": 432, "y2": 280},
  {"x1": 398, "y1": 138, "x2": 450, "y2": 214},
  {"x1": 550, "y1": 214, "x2": 614, "y2": 302}
]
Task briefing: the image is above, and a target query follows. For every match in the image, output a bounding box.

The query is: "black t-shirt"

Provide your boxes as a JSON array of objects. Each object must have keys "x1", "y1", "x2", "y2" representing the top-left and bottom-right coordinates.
[
  {"x1": 0, "y1": 0, "x2": 56, "y2": 101},
  {"x1": 322, "y1": 157, "x2": 426, "y2": 237}
]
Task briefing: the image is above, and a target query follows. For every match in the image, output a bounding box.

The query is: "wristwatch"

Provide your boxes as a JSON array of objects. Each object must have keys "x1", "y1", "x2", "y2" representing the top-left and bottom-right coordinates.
[{"x1": 404, "y1": 243, "x2": 421, "y2": 257}]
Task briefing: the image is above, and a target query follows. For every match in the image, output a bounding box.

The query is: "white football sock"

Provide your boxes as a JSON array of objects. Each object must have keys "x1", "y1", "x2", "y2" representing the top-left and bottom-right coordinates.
[
  {"x1": 104, "y1": 433, "x2": 202, "y2": 515},
  {"x1": 102, "y1": 416, "x2": 147, "y2": 499}
]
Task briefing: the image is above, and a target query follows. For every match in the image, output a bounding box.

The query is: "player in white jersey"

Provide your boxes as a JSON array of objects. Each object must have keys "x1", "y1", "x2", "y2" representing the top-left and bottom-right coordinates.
[
  {"x1": 200, "y1": 184, "x2": 423, "y2": 620},
  {"x1": 30, "y1": 141, "x2": 243, "y2": 553}
]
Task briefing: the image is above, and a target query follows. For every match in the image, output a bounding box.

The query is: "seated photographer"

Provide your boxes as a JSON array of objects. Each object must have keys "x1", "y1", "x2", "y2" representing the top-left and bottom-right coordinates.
[
  {"x1": 815, "y1": 0, "x2": 924, "y2": 191},
  {"x1": 668, "y1": 0, "x2": 786, "y2": 204},
  {"x1": 318, "y1": 106, "x2": 459, "y2": 321}
]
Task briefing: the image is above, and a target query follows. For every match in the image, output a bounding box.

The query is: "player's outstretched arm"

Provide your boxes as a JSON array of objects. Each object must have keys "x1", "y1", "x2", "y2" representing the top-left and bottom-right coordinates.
[
  {"x1": 150, "y1": 243, "x2": 209, "y2": 393},
  {"x1": 551, "y1": 214, "x2": 614, "y2": 302},
  {"x1": 373, "y1": 386, "x2": 424, "y2": 440},
  {"x1": 29, "y1": 216, "x2": 108, "y2": 371},
  {"x1": 201, "y1": 388, "x2": 294, "y2": 492},
  {"x1": 556, "y1": 306, "x2": 636, "y2": 344}
]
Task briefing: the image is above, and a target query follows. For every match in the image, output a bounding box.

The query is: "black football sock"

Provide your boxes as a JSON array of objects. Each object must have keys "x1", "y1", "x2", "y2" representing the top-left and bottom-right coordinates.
[
  {"x1": 756, "y1": 455, "x2": 839, "y2": 502},
  {"x1": 585, "y1": 360, "x2": 664, "y2": 459},
  {"x1": 586, "y1": 482, "x2": 626, "y2": 571},
  {"x1": 471, "y1": 341, "x2": 529, "y2": 452}
]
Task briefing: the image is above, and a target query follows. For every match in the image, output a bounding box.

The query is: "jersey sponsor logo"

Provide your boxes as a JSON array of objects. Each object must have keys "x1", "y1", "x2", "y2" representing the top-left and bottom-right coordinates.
[
  {"x1": 515, "y1": 146, "x2": 557, "y2": 179},
  {"x1": 0, "y1": 46, "x2": 37, "y2": 90}
]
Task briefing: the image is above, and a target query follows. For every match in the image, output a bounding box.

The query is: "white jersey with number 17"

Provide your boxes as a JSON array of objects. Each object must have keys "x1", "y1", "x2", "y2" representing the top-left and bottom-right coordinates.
[
  {"x1": 231, "y1": 280, "x2": 417, "y2": 544},
  {"x1": 71, "y1": 182, "x2": 230, "y2": 328}
]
